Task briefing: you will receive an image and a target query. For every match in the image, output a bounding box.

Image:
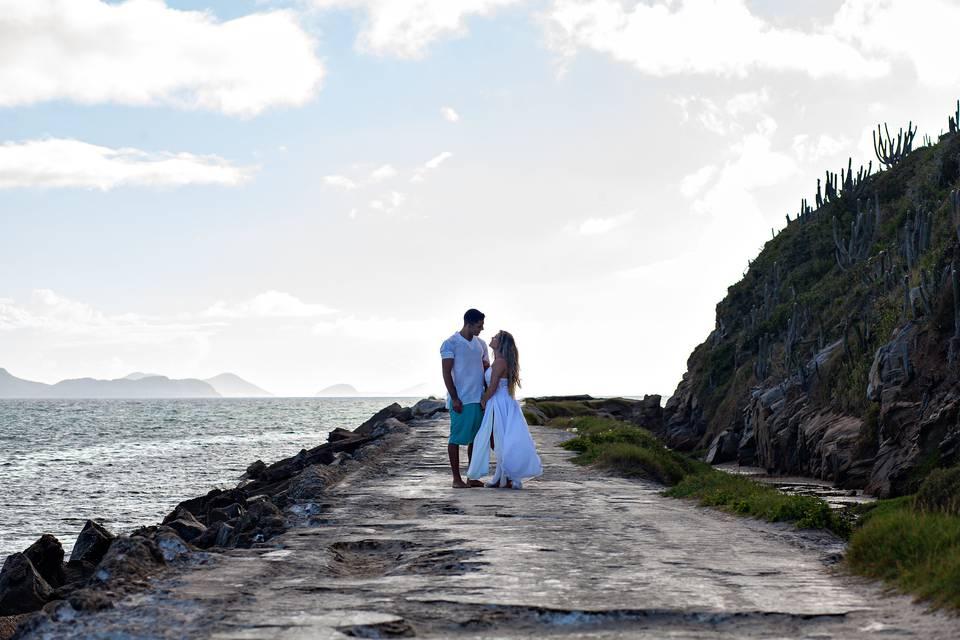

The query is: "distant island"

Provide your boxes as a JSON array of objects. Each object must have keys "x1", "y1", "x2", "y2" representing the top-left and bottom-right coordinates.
[
  {"x1": 315, "y1": 382, "x2": 439, "y2": 397},
  {"x1": 0, "y1": 368, "x2": 273, "y2": 399}
]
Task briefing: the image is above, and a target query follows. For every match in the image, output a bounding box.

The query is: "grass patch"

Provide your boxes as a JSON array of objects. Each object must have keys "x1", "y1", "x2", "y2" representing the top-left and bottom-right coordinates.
[
  {"x1": 557, "y1": 417, "x2": 845, "y2": 534},
  {"x1": 527, "y1": 400, "x2": 594, "y2": 418},
  {"x1": 847, "y1": 508, "x2": 960, "y2": 609},
  {"x1": 556, "y1": 417, "x2": 960, "y2": 610},
  {"x1": 665, "y1": 470, "x2": 850, "y2": 537}
]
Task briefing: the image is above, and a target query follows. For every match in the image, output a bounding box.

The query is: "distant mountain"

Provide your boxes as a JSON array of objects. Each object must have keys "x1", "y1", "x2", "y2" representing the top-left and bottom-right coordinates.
[
  {"x1": 204, "y1": 373, "x2": 273, "y2": 397},
  {"x1": 123, "y1": 372, "x2": 160, "y2": 381},
  {"x1": 315, "y1": 382, "x2": 441, "y2": 397},
  {"x1": 0, "y1": 368, "x2": 49, "y2": 398},
  {"x1": 0, "y1": 368, "x2": 220, "y2": 399},
  {"x1": 316, "y1": 383, "x2": 359, "y2": 397}
]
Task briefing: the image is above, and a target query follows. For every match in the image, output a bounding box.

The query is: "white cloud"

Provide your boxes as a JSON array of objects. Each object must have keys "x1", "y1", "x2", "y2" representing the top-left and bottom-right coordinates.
[
  {"x1": 369, "y1": 164, "x2": 398, "y2": 181},
  {"x1": 680, "y1": 164, "x2": 718, "y2": 198},
  {"x1": 725, "y1": 89, "x2": 770, "y2": 117},
  {"x1": 542, "y1": 0, "x2": 887, "y2": 80},
  {"x1": 441, "y1": 105, "x2": 460, "y2": 122},
  {"x1": 368, "y1": 190, "x2": 406, "y2": 213},
  {"x1": 424, "y1": 151, "x2": 453, "y2": 169},
  {"x1": 310, "y1": 0, "x2": 522, "y2": 58},
  {"x1": 830, "y1": 0, "x2": 960, "y2": 87},
  {"x1": 0, "y1": 138, "x2": 255, "y2": 190},
  {"x1": 411, "y1": 151, "x2": 453, "y2": 182},
  {"x1": 567, "y1": 212, "x2": 634, "y2": 235},
  {"x1": 0, "y1": 289, "x2": 218, "y2": 346},
  {"x1": 0, "y1": 0, "x2": 325, "y2": 117},
  {"x1": 792, "y1": 133, "x2": 849, "y2": 163},
  {"x1": 203, "y1": 291, "x2": 336, "y2": 319},
  {"x1": 323, "y1": 175, "x2": 358, "y2": 190},
  {"x1": 691, "y1": 116, "x2": 798, "y2": 218}
]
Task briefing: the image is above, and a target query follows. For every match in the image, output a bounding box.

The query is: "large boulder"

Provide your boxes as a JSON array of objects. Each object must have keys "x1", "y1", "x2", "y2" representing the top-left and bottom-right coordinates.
[
  {"x1": 867, "y1": 322, "x2": 917, "y2": 401},
  {"x1": 411, "y1": 397, "x2": 447, "y2": 418},
  {"x1": 164, "y1": 509, "x2": 207, "y2": 543},
  {"x1": 23, "y1": 535, "x2": 64, "y2": 589},
  {"x1": 91, "y1": 536, "x2": 163, "y2": 587},
  {"x1": 355, "y1": 403, "x2": 411, "y2": 435},
  {"x1": 69, "y1": 520, "x2": 114, "y2": 565},
  {"x1": 0, "y1": 553, "x2": 53, "y2": 615},
  {"x1": 705, "y1": 430, "x2": 739, "y2": 465}
]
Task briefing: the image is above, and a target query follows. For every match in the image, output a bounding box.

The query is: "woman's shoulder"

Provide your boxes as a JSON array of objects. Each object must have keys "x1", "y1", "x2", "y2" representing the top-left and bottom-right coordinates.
[{"x1": 492, "y1": 358, "x2": 508, "y2": 371}]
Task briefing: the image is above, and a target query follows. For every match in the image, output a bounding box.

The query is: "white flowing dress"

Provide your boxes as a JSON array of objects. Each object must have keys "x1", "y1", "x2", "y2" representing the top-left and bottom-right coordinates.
[{"x1": 466, "y1": 368, "x2": 543, "y2": 488}]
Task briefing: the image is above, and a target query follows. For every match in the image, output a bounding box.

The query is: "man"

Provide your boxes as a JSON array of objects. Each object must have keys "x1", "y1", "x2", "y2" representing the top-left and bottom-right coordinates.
[{"x1": 440, "y1": 308, "x2": 490, "y2": 488}]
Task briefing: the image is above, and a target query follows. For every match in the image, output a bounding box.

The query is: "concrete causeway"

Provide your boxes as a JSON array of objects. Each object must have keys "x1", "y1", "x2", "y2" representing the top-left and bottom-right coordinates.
[{"x1": 24, "y1": 417, "x2": 956, "y2": 639}]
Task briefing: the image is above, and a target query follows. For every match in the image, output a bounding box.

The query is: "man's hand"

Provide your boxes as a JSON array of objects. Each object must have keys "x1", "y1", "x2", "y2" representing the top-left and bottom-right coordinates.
[
  {"x1": 452, "y1": 398, "x2": 463, "y2": 413},
  {"x1": 480, "y1": 398, "x2": 486, "y2": 411}
]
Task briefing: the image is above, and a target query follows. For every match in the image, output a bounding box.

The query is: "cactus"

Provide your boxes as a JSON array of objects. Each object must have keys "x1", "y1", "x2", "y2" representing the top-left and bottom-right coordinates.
[
  {"x1": 950, "y1": 99, "x2": 959, "y2": 134},
  {"x1": 902, "y1": 208, "x2": 933, "y2": 270},
  {"x1": 754, "y1": 333, "x2": 772, "y2": 380},
  {"x1": 873, "y1": 121, "x2": 917, "y2": 168},
  {"x1": 952, "y1": 189, "x2": 960, "y2": 244},
  {"x1": 832, "y1": 195, "x2": 878, "y2": 269}
]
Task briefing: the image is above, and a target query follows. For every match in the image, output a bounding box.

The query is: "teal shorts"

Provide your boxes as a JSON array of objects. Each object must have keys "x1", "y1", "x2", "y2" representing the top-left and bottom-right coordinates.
[{"x1": 449, "y1": 403, "x2": 483, "y2": 445}]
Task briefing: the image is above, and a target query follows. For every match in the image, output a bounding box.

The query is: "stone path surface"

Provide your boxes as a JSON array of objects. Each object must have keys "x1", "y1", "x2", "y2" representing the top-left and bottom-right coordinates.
[{"x1": 26, "y1": 418, "x2": 956, "y2": 639}]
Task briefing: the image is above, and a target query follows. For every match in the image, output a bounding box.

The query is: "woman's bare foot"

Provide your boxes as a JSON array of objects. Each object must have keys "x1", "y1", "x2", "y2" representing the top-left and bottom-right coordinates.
[
  {"x1": 467, "y1": 479, "x2": 484, "y2": 487},
  {"x1": 452, "y1": 479, "x2": 470, "y2": 488}
]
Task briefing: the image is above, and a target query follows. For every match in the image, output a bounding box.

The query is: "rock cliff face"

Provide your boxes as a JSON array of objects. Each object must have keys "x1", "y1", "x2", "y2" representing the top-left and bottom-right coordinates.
[{"x1": 656, "y1": 115, "x2": 960, "y2": 498}]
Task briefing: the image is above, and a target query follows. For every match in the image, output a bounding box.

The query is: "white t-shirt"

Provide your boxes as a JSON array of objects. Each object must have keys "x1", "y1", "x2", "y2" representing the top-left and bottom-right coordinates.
[{"x1": 440, "y1": 332, "x2": 490, "y2": 406}]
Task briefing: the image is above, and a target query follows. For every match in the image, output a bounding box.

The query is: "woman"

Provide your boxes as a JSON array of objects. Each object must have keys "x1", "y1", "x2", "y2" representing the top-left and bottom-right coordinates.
[{"x1": 466, "y1": 330, "x2": 542, "y2": 488}]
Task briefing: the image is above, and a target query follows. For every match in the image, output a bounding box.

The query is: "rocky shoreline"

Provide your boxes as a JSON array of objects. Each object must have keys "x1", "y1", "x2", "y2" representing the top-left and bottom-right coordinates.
[{"x1": 0, "y1": 397, "x2": 447, "y2": 640}]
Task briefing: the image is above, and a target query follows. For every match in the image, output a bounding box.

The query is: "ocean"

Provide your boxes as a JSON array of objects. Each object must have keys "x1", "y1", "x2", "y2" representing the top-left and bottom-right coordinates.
[{"x1": 0, "y1": 397, "x2": 414, "y2": 560}]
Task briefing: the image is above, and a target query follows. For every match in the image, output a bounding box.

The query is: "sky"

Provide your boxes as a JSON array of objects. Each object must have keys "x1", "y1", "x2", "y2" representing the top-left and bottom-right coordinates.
[{"x1": 2, "y1": 0, "x2": 960, "y2": 397}]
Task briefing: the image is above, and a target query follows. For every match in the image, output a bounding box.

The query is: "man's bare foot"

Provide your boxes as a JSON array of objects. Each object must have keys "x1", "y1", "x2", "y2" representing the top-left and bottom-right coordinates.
[
  {"x1": 467, "y1": 479, "x2": 484, "y2": 487},
  {"x1": 452, "y1": 479, "x2": 470, "y2": 488}
]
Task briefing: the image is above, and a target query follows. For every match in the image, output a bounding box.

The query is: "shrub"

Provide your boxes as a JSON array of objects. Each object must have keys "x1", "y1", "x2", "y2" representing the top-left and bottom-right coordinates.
[{"x1": 915, "y1": 466, "x2": 960, "y2": 515}]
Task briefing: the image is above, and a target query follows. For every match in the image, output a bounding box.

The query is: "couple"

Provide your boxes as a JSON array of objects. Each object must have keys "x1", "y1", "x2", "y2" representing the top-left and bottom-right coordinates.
[{"x1": 440, "y1": 308, "x2": 543, "y2": 489}]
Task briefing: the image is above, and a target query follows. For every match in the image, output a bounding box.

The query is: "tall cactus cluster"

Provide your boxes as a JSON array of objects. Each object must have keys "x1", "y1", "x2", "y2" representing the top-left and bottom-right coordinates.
[
  {"x1": 709, "y1": 101, "x2": 960, "y2": 397},
  {"x1": 901, "y1": 208, "x2": 933, "y2": 270},
  {"x1": 873, "y1": 122, "x2": 917, "y2": 168},
  {"x1": 832, "y1": 195, "x2": 879, "y2": 269}
]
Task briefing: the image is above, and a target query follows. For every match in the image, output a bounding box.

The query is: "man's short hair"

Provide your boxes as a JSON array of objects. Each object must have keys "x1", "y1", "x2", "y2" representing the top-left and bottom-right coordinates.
[{"x1": 464, "y1": 308, "x2": 485, "y2": 325}]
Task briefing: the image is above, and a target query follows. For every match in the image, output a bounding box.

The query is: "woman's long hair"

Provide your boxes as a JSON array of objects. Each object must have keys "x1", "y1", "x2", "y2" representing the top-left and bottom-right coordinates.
[{"x1": 496, "y1": 331, "x2": 521, "y2": 396}]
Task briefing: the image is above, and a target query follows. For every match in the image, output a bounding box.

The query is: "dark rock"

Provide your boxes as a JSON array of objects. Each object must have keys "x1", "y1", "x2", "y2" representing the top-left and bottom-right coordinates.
[
  {"x1": 358, "y1": 417, "x2": 406, "y2": 439},
  {"x1": 525, "y1": 394, "x2": 594, "y2": 402},
  {"x1": 153, "y1": 528, "x2": 193, "y2": 562},
  {"x1": 867, "y1": 322, "x2": 918, "y2": 401},
  {"x1": 288, "y1": 465, "x2": 339, "y2": 500},
  {"x1": 411, "y1": 397, "x2": 446, "y2": 418},
  {"x1": 215, "y1": 522, "x2": 234, "y2": 548},
  {"x1": 705, "y1": 430, "x2": 739, "y2": 465},
  {"x1": 130, "y1": 525, "x2": 158, "y2": 539},
  {"x1": 69, "y1": 520, "x2": 114, "y2": 565},
  {"x1": 327, "y1": 428, "x2": 357, "y2": 442},
  {"x1": 91, "y1": 536, "x2": 163, "y2": 586},
  {"x1": 193, "y1": 521, "x2": 233, "y2": 550},
  {"x1": 165, "y1": 509, "x2": 207, "y2": 542},
  {"x1": 355, "y1": 403, "x2": 407, "y2": 434},
  {"x1": 61, "y1": 560, "x2": 95, "y2": 587},
  {"x1": 522, "y1": 403, "x2": 548, "y2": 425},
  {"x1": 22, "y1": 536, "x2": 64, "y2": 589},
  {"x1": 0, "y1": 613, "x2": 30, "y2": 640},
  {"x1": 209, "y1": 503, "x2": 244, "y2": 524},
  {"x1": 66, "y1": 588, "x2": 114, "y2": 612},
  {"x1": 0, "y1": 554, "x2": 53, "y2": 615},
  {"x1": 245, "y1": 460, "x2": 266, "y2": 479},
  {"x1": 659, "y1": 373, "x2": 706, "y2": 450}
]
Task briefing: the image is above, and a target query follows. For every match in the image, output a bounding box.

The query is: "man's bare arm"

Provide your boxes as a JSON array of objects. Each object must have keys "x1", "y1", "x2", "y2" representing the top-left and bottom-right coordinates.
[{"x1": 442, "y1": 358, "x2": 462, "y2": 413}]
